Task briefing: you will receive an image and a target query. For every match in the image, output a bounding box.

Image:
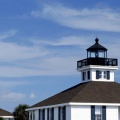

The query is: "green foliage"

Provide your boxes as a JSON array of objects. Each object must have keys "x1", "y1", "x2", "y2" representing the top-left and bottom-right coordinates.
[
  {"x1": 13, "y1": 104, "x2": 29, "y2": 120},
  {"x1": 0, "y1": 117, "x2": 4, "y2": 120}
]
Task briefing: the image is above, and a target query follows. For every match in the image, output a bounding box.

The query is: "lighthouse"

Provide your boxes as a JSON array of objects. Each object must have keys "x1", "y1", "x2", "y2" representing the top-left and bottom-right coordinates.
[{"x1": 77, "y1": 38, "x2": 118, "y2": 82}]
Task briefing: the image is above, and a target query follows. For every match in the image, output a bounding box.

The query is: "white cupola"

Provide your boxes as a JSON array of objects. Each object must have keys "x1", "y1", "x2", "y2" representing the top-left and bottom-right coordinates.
[{"x1": 77, "y1": 38, "x2": 118, "y2": 83}]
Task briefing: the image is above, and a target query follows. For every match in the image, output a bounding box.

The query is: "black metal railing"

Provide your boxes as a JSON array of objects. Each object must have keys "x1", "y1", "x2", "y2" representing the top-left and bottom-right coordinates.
[{"x1": 77, "y1": 58, "x2": 118, "y2": 68}]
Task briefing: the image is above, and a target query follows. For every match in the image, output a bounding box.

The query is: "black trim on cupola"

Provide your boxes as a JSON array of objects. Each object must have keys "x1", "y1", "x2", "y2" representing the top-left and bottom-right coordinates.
[{"x1": 87, "y1": 38, "x2": 107, "y2": 51}]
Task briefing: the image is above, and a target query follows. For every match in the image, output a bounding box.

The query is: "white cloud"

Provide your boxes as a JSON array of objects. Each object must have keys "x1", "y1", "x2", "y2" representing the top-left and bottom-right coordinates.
[
  {"x1": 29, "y1": 92, "x2": 36, "y2": 98},
  {"x1": 0, "y1": 91, "x2": 26, "y2": 101},
  {"x1": 0, "y1": 56, "x2": 78, "y2": 77},
  {"x1": 32, "y1": 36, "x2": 93, "y2": 46},
  {"x1": 33, "y1": 36, "x2": 90, "y2": 46},
  {"x1": 0, "y1": 41, "x2": 48, "y2": 61},
  {"x1": 0, "y1": 29, "x2": 17, "y2": 40},
  {"x1": 31, "y1": 4, "x2": 120, "y2": 32},
  {"x1": 0, "y1": 80, "x2": 29, "y2": 88}
]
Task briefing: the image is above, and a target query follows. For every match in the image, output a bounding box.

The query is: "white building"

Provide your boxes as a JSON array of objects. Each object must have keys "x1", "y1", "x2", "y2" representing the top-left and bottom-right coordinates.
[
  {"x1": 26, "y1": 38, "x2": 120, "y2": 120},
  {"x1": 0, "y1": 108, "x2": 14, "y2": 120}
]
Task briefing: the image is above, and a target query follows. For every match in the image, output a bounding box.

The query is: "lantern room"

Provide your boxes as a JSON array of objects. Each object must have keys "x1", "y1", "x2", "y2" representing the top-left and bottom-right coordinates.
[{"x1": 87, "y1": 38, "x2": 107, "y2": 58}]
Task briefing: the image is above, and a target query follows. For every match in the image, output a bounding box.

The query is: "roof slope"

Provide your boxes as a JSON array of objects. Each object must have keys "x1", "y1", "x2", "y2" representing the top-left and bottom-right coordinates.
[
  {"x1": 0, "y1": 108, "x2": 13, "y2": 116},
  {"x1": 31, "y1": 81, "x2": 120, "y2": 108}
]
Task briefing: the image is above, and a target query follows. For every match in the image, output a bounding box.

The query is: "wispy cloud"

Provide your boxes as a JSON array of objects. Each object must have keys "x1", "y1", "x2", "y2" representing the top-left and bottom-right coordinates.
[
  {"x1": 0, "y1": 90, "x2": 26, "y2": 101},
  {"x1": 0, "y1": 29, "x2": 17, "y2": 40},
  {"x1": 32, "y1": 36, "x2": 92, "y2": 46},
  {"x1": 31, "y1": 4, "x2": 120, "y2": 32},
  {"x1": 0, "y1": 41, "x2": 48, "y2": 61},
  {"x1": 0, "y1": 80, "x2": 27, "y2": 88}
]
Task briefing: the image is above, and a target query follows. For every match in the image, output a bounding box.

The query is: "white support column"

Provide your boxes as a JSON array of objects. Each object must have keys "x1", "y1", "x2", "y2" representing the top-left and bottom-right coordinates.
[
  {"x1": 54, "y1": 107, "x2": 58, "y2": 120},
  {"x1": 35, "y1": 110, "x2": 39, "y2": 120},
  {"x1": 45, "y1": 109, "x2": 47, "y2": 120},
  {"x1": 66, "y1": 106, "x2": 71, "y2": 120}
]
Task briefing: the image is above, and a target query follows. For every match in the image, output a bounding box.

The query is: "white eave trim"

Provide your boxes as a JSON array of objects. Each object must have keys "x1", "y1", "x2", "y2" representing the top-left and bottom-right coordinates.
[
  {"x1": 26, "y1": 102, "x2": 120, "y2": 111},
  {"x1": 77, "y1": 65, "x2": 119, "y2": 71}
]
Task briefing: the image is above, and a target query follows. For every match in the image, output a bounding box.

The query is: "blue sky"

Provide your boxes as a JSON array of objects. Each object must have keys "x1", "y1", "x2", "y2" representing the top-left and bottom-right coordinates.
[{"x1": 0, "y1": 0, "x2": 120, "y2": 112}]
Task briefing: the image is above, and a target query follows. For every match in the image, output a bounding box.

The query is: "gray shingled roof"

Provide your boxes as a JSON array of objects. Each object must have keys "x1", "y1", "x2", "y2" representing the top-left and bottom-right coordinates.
[
  {"x1": 0, "y1": 108, "x2": 13, "y2": 116},
  {"x1": 30, "y1": 81, "x2": 120, "y2": 108}
]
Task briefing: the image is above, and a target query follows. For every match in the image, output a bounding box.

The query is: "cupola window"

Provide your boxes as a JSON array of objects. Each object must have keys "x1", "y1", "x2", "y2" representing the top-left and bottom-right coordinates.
[
  {"x1": 82, "y1": 72, "x2": 86, "y2": 80},
  {"x1": 104, "y1": 71, "x2": 110, "y2": 80},
  {"x1": 96, "y1": 70, "x2": 110, "y2": 80},
  {"x1": 96, "y1": 70, "x2": 102, "y2": 79},
  {"x1": 87, "y1": 71, "x2": 90, "y2": 80}
]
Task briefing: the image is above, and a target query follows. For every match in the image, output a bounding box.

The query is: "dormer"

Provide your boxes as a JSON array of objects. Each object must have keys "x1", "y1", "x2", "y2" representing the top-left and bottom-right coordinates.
[{"x1": 77, "y1": 38, "x2": 118, "y2": 83}]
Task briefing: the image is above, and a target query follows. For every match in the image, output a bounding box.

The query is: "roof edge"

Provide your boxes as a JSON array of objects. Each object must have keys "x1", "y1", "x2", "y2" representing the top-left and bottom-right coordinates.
[{"x1": 26, "y1": 102, "x2": 120, "y2": 111}]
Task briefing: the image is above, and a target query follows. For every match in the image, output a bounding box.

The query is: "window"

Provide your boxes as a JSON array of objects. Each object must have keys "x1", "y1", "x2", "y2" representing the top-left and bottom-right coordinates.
[
  {"x1": 42, "y1": 109, "x2": 45, "y2": 120},
  {"x1": 49, "y1": 108, "x2": 54, "y2": 120},
  {"x1": 87, "y1": 71, "x2": 90, "y2": 80},
  {"x1": 91, "y1": 106, "x2": 106, "y2": 120},
  {"x1": 30, "y1": 112, "x2": 32, "y2": 120},
  {"x1": 95, "y1": 106, "x2": 102, "y2": 120},
  {"x1": 95, "y1": 114, "x2": 102, "y2": 120},
  {"x1": 96, "y1": 70, "x2": 102, "y2": 79},
  {"x1": 107, "y1": 71, "x2": 110, "y2": 80},
  {"x1": 104, "y1": 71, "x2": 110, "y2": 80},
  {"x1": 33, "y1": 111, "x2": 35, "y2": 120},
  {"x1": 39, "y1": 109, "x2": 45, "y2": 120},
  {"x1": 82, "y1": 72, "x2": 86, "y2": 80},
  {"x1": 58, "y1": 106, "x2": 66, "y2": 120}
]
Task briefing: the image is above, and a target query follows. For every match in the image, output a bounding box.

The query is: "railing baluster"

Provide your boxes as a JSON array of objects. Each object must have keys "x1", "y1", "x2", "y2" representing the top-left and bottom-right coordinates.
[{"x1": 77, "y1": 58, "x2": 118, "y2": 68}]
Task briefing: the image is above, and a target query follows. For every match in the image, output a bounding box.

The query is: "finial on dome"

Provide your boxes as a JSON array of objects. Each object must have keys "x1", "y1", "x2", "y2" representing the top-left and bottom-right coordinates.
[{"x1": 95, "y1": 38, "x2": 99, "y2": 44}]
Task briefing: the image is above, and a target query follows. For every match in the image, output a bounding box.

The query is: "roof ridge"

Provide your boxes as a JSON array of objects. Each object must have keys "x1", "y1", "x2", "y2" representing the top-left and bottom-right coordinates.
[{"x1": 70, "y1": 81, "x2": 91, "y2": 102}]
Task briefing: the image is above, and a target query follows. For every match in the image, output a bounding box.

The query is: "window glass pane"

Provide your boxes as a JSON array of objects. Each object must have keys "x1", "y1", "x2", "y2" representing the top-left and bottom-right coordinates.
[
  {"x1": 82, "y1": 72, "x2": 86, "y2": 80},
  {"x1": 99, "y1": 71, "x2": 102, "y2": 78},
  {"x1": 95, "y1": 106, "x2": 102, "y2": 120},
  {"x1": 96, "y1": 70, "x2": 102, "y2": 79},
  {"x1": 107, "y1": 71, "x2": 110, "y2": 80},
  {"x1": 87, "y1": 71, "x2": 90, "y2": 80},
  {"x1": 104, "y1": 71, "x2": 110, "y2": 80},
  {"x1": 95, "y1": 114, "x2": 102, "y2": 120},
  {"x1": 59, "y1": 107, "x2": 66, "y2": 120},
  {"x1": 104, "y1": 71, "x2": 107, "y2": 79},
  {"x1": 96, "y1": 70, "x2": 99, "y2": 79},
  {"x1": 91, "y1": 52, "x2": 95, "y2": 57},
  {"x1": 33, "y1": 111, "x2": 35, "y2": 120}
]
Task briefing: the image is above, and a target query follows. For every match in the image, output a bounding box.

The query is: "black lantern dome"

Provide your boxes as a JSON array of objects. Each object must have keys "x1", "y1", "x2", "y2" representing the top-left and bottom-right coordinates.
[
  {"x1": 77, "y1": 38, "x2": 118, "y2": 68},
  {"x1": 87, "y1": 38, "x2": 107, "y2": 58}
]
